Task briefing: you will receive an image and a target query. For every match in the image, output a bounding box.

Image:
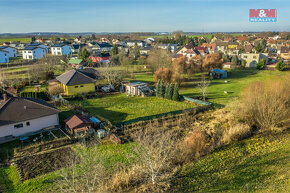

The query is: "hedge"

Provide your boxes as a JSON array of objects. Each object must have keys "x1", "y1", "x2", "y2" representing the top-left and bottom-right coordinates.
[{"x1": 19, "y1": 91, "x2": 49, "y2": 101}]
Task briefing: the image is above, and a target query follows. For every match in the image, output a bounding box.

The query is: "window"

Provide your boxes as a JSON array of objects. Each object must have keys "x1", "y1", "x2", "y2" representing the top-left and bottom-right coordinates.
[
  {"x1": 253, "y1": 56, "x2": 257, "y2": 59},
  {"x1": 26, "y1": 122, "x2": 30, "y2": 126},
  {"x1": 80, "y1": 85, "x2": 84, "y2": 87},
  {"x1": 243, "y1": 56, "x2": 247, "y2": 58},
  {"x1": 14, "y1": 123, "x2": 23, "y2": 129},
  {"x1": 75, "y1": 86, "x2": 78, "y2": 88}
]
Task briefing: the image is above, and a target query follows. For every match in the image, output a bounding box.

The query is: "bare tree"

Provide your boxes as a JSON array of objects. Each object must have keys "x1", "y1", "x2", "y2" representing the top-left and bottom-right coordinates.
[
  {"x1": 48, "y1": 85, "x2": 64, "y2": 97},
  {"x1": 132, "y1": 128, "x2": 179, "y2": 188},
  {"x1": 56, "y1": 145, "x2": 108, "y2": 193},
  {"x1": 197, "y1": 78, "x2": 210, "y2": 101},
  {"x1": 147, "y1": 47, "x2": 172, "y2": 73},
  {"x1": 100, "y1": 63, "x2": 126, "y2": 88}
]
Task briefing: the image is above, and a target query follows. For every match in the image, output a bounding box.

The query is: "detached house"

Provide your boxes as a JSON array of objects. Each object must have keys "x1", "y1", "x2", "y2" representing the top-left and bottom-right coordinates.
[
  {"x1": 22, "y1": 46, "x2": 46, "y2": 60},
  {"x1": 51, "y1": 44, "x2": 72, "y2": 56},
  {"x1": 0, "y1": 95, "x2": 60, "y2": 139},
  {"x1": 241, "y1": 53, "x2": 268, "y2": 68},
  {"x1": 0, "y1": 46, "x2": 17, "y2": 57},
  {"x1": 279, "y1": 46, "x2": 290, "y2": 60},
  {"x1": 158, "y1": 44, "x2": 178, "y2": 53},
  {"x1": 0, "y1": 50, "x2": 9, "y2": 63},
  {"x1": 56, "y1": 68, "x2": 98, "y2": 96}
]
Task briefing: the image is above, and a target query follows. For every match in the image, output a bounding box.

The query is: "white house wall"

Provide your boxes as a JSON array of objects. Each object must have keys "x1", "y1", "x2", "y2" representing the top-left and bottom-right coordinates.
[{"x1": 0, "y1": 114, "x2": 59, "y2": 138}]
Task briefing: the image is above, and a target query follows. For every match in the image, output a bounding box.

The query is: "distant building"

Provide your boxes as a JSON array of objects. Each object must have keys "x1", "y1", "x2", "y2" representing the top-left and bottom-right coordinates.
[
  {"x1": 158, "y1": 44, "x2": 178, "y2": 53},
  {"x1": 126, "y1": 40, "x2": 146, "y2": 48},
  {"x1": 122, "y1": 82, "x2": 153, "y2": 97},
  {"x1": 0, "y1": 46, "x2": 17, "y2": 57},
  {"x1": 90, "y1": 53, "x2": 111, "y2": 63},
  {"x1": 22, "y1": 46, "x2": 46, "y2": 60},
  {"x1": 0, "y1": 50, "x2": 9, "y2": 63},
  {"x1": 241, "y1": 53, "x2": 269, "y2": 68},
  {"x1": 279, "y1": 46, "x2": 290, "y2": 60},
  {"x1": 51, "y1": 44, "x2": 72, "y2": 56}
]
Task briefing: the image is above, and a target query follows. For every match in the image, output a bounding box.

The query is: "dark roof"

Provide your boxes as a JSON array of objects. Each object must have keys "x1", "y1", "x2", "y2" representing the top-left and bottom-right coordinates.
[
  {"x1": 56, "y1": 69, "x2": 96, "y2": 86},
  {"x1": 92, "y1": 52, "x2": 111, "y2": 57},
  {"x1": 280, "y1": 46, "x2": 290, "y2": 53},
  {"x1": 51, "y1": 44, "x2": 67, "y2": 47},
  {"x1": 22, "y1": 46, "x2": 42, "y2": 50},
  {"x1": 64, "y1": 114, "x2": 93, "y2": 129},
  {"x1": 0, "y1": 97, "x2": 60, "y2": 126},
  {"x1": 78, "y1": 68, "x2": 99, "y2": 80},
  {"x1": 0, "y1": 46, "x2": 8, "y2": 49}
]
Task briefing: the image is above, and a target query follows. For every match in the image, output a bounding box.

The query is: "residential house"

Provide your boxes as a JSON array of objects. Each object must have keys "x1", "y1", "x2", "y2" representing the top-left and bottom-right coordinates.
[
  {"x1": 0, "y1": 50, "x2": 9, "y2": 63},
  {"x1": 90, "y1": 42, "x2": 113, "y2": 52},
  {"x1": 216, "y1": 42, "x2": 228, "y2": 54},
  {"x1": 194, "y1": 46, "x2": 208, "y2": 56},
  {"x1": 56, "y1": 69, "x2": 98, "y2": 96},
  {"x1": 71, "y1": 44, "x2": 86, "y2": 54},
  {"x1": 0, "y1": 46, "x2": 17, "y2": 57},
  {"x1": 0, "y1": 95, "x2": 60, "y2": 139},
  {"x1": 244, "y1": 44, "x2": 254, "y2": 53},
  {"x1": 236, "y1": 36, "x2": 249, "y2": 43},
  {"x1": 158, "y1": 44, "x2": 178, "y2": 53},
  {"x1": 64, "y1": 114, "x2": 94, "y2": 136},
  {"x1": 123, "y1": 82, "x2": 153, "y2": 97},
  {"x1": 22, "y1": 46, "x2": 46, "y2": 60},
  {"x1": 51, "y1": 44, "x2": 72, "y2": 56},
  {"x1": 90, "y1": 53, "x2": 111, "y2": 63},
  {"x1": 241, "y1": 53, "x2": 269, "y2": 68},
  {"x1": 279, "y1": 46, "x2": 290, "y2": 60},
  {"x1": 140, "y1": 47, "x2": 152, "y2": 56},
  {"x1": 99, "y1": 37, "x2": 110, "y2": 43},
  {"x1": 126, "y1": 40, "x2": 146, "y2": 48},
  {"x1": 177, "y1": 44, "x2": 195, "y2": 55}
]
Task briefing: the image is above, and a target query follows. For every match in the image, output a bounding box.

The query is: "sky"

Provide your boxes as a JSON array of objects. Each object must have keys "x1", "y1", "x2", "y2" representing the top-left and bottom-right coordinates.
[{"x1": 0, "y1": 0, "x2": 289, "y2": 33}]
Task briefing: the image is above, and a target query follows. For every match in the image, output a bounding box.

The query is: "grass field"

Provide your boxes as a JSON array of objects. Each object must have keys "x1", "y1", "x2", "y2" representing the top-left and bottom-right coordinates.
[
  {"x1": 140, "y1": 33, "x2": 245, "y2": 39},
  {"x1": 174, "y1": 130, "x2": 290, "y2": 192},
  {"x1": 72, "y1": 93, "x2": 197, "y2": 124},
  {"x1": 0, "y1": 38, "x2": 31, "y2": 43},
  {"x1": 0, "y1": 143, "x2": 136, "y2": 193},
  {"x1": 129, "y1": 69, "x2": 289, "y2": 107}
]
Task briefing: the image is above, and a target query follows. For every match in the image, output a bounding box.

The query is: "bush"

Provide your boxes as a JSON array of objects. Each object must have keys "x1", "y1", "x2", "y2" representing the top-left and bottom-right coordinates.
[
  {"x1": 19, "y1": 91, "x2": 49, "y2": 101},
  {"x1": 235, "y1": 76, "x2": 290, "y2": 130},
  {"x1": 256, "y1": 58, "x2": 266, "y2": 70},
  {"x1": 275, "y1": 61, "x2": 286, "y2": 71}
]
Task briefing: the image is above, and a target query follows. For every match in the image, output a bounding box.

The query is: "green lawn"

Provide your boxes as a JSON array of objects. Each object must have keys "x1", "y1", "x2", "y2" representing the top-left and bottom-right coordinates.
[
  {"x1": 174, "y1": 130, "x2": 290, "y2": 192},
  {"x1": 73, "y1": 93, "x2": 197, "y2": 124},
  {"x1": 18, "y1": 85, "x2": 48, "y2": 92},
  {"x1": 129, "y1": 69, "x2": 289, "y2": 107},
  {"x1": 0, "y1": 38, "x2": 31, "y2": 43},
  {"x1": 0, "y1": 143, "x2": 136, "y2": 193}
]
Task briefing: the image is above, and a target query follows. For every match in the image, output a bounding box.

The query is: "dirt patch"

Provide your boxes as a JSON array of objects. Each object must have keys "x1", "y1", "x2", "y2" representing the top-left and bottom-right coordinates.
[{"x1": 15, "y1": 146, "x2": 78, "y2": 180}]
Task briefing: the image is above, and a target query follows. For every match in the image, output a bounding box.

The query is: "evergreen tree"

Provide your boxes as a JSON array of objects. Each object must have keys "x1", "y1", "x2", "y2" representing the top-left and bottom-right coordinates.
[
  {"x1": 79, "y1": 48, "x2": 90, "y2": 60},
  {"x1": 275, "y1": 61, "x2": 286, "y2": 71},
  {"x1": 160, "y1": 80, "x2": 165, "y2": 98},
  {"x1": 156, "y1": 80, "x2": 161, "y2": 97},
  {"x1": 231, "y1": 55, "x2": 239, "y2": 65},
  {"x1": 172, "y1": 83, "x2": 179, "y2": 101},
  {"x1": 168, "y1": 83, "x2": 173, "y2": 100},
  {"x1": 111, "y1": 44, "x2": 118, "y2": 55},
  {"x1": 164, "y1": 84, "x2": 170, "y2": 99}
]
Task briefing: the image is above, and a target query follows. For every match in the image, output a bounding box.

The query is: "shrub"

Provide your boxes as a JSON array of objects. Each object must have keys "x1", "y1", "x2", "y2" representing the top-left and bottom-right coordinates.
[
  {"x1": 275, "y1": 61, "x2": 286, "y2": 71},
  {"x1": 235, "y1": 76, "x2": 290, "y2": 130},
  {"x1": 256, "y1": 58, "x2": 266, "y2": 70}
]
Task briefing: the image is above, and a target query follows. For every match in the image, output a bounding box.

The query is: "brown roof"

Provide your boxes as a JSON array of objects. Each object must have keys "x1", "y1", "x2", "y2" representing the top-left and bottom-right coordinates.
[
  {"x1": 64, "y1": 114, "x2": 93, "y2": 129},
  {"x1": 280, "y1": 46, "x2": 290, "y2": 53},
  {"x1": 0, "y1": 97, "x2": 60, "y2": 126}
]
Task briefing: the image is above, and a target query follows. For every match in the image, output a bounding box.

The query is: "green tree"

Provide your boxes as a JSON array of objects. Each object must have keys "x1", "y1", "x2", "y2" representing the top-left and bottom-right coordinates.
[
  {"x1": 172, "y1": 83, "x2": 179, "y2": 101},
  {"x1": 231, "y1": 55, "x2": 239, "y2": 65},
  {"x1": 160, "y1": 80, "x2": 165, "y2": 98},
  {"x1": 156, "y1": 79, "x2": 161, "y2": 97},
  {"x1": 164, "y1": 84, "x2": 170, "y2": 99},
  {"x1": 242, "y1": 60, "x2": 247, "y2": 68},
  {"x1": 168, "y1": 83, "x2": 173, "y2": 100},
  {"x1": 256, "y1": 58, "x2": 266, "y2": 70},
  {"x1": 198, "y1": 39, "x2": 206, "y2": 46},
  {"x1": 111, "y1": 44, "x2": 118, "y2": 56},
  {"x1": 255, "y1": 43, "x2": 264, "y2": 53},
  {"x1": 275, "y1": 61, "x2": 286, "y2": 71},
  {"x1": 79, "y1": 48, "x2": 90, "y2": 60}
]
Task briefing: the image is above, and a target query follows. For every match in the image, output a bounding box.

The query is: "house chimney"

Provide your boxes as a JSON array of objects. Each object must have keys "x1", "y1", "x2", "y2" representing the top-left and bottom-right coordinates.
[{"x1": 3, "y1": 94, "x2": 8, "y2": 101}]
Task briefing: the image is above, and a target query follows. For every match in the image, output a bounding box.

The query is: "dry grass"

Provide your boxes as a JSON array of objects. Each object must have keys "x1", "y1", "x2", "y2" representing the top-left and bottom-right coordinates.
[{"x1": 235, "y1": 74, "x2": 290, "y2": 130}]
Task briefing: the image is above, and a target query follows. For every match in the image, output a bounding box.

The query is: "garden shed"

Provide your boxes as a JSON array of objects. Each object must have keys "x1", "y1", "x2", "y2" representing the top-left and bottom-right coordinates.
[{"x1": 210, "y1": 69, "x2": 228, "y2": 79}]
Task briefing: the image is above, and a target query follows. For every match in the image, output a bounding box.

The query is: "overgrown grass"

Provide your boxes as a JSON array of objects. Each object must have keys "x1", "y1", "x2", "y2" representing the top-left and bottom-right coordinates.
[
  {"x1": 72, "y1": 93, "x2": 197, "y2": 124},
  {"x1": 175, "y1": 130, "x2": 290, "y2": 192}
]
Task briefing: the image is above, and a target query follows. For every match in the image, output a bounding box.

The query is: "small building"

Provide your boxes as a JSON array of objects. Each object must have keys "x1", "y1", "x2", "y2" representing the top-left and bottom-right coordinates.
[
  {"x1": 158, "y1": 44, "x2": 178, "y2": 53},
  {"x1": 68, "y1": 58, "x2": 84, "y2": 68},
  {"x1": 51, "y1": 44, "x2": 72, "y2": 56},
  {"x1": 56, "y1": 69, "x2": 98, "y2": 96},
  {"x1": 123, "y1": 82, "x2": 153, "y2": 97},
  {"x1": 22, "y1": 46, "x2": 46, "y2": 60},
  {"x1": 64, "y1": 114, "x2": 94, "y2": 136},
  {"x1": 0, "y1": 95, "x2": 60, "y2": 139},
  {"x1": 210, "y1": 69, "x2": 228, "y2": 79},
  {"x1": 279, "y1": 46, "x2": 290, "y2": 60},
  {"x1": 126, "y1": 40, "x2": 146, "y2": 48},
  {"x1": 222, "y1": 62, "x2": 235, "y2": 69}
]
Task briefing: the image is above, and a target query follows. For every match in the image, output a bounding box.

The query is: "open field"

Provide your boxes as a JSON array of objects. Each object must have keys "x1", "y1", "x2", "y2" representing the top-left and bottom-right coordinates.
[
  {"x1": 72, "y1": 93, "x2": 197, "y2": 124},
  {"x1": 175, "y1": 130, "x2": 290, "y2": 192},
  {"x1": 0, "y1": 38, "x2": 31, "y2": 43},
  {"x1": 140, "y1": 33, "x2": 245, "y2": 39}
]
